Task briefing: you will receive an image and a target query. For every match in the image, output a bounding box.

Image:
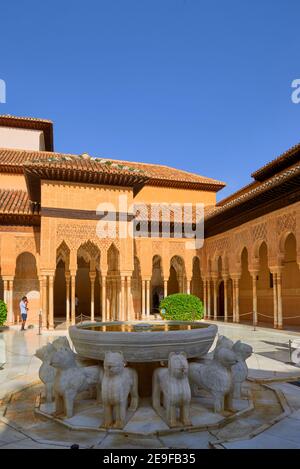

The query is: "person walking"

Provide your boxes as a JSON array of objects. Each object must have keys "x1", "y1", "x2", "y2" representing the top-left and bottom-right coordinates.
[{"x1": 19, "y1": 296, "x2": 28, "y2": 331}]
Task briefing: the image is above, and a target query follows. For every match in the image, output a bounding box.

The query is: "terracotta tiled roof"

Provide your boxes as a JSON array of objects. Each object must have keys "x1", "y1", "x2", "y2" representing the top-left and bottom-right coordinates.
[
  {"x1": 0, "y1": 115, "x2": 54, "y2": 151},
  {"x1": 0, "y1": 189, "x2": 32, "y2": 214},
  {"x1": 0, "y1": 115, "x2": 52, "y2": 124},
  {"x1": 205, "y1": 162, "x2": 300, "y2": 232},
  {"x1": 0, "y1": 148, "x2": 225, "y2": 190},
  {"x1": 0, "y1": 148, "x2": 55, "y2": 171},
  {"x1": 251, "y1": 142, "x2": 300, "y2": 182},
  {"x1": 100, "y1": 157, "x2": 225, "y2": 189}
]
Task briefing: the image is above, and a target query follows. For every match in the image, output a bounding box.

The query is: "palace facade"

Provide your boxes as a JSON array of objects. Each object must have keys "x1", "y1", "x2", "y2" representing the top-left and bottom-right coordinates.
[{"x1": 0, "y1": 115, "x2": 299, "y2": 329}]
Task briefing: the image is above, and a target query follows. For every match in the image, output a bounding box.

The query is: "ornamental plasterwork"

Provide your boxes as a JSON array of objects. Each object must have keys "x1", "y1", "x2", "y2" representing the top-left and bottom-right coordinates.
[
  {"x1": 276, "y1": 212, "x2": 296, "y2": 235},
  {"x1": 207, "y1": 237, "x2": 230, "y2": 258},
  {"x1": 251, "y1": 222, "x2": 267, "y2": 242},
  {"x1": 168, "y1": 241, "x2": 186, "y2": 258},
  {"x1": 234, "y1": 229, "x2": 250, "y2": 249},
  {"x1": 15, "y1": 237, "x2": 37, "y2": 256},
  {"x1": 56, "y1": 224, "x2": 120, "y2": 252}
]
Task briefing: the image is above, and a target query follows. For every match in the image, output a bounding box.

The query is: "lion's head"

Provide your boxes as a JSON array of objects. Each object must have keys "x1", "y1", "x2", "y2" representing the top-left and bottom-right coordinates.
[
  {"x1": 232, "y1": 341, "x2": 253, "y2": 360},
  {"x1": 168, "y1": 352, "x2": 188, "y2": 379},
  {"x1": 104, "y1": 351, "x2": 125, "y2": 376}
]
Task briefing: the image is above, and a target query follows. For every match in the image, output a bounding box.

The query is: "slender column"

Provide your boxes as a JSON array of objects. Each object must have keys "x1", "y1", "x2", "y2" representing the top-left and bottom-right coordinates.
[
  {"x1": 127, "y1": 276, "x2": 133, "y2": 321},
  {"x1": 232, "y1": 278, "x2": 236, "y2": 323},
  {"x1": 101, "y1": 275, "x2": 107, "y2": 322},
  {"x1": 3, "y1": 280, "x2": 9, "y2": 323},
  {"x1": 111, "y1": 278, "x2": 116, "y2": 321},
  {"x1": 146, "y1": 279, "x2": 151, "y2": 319},
  {"x1": 207, "y1": 279, "x2": 211, "y2": 319},
  {"x1": 251, "y1": 272, "x2": 258, "y2": 327},
  {"x1": 65, "y1": 273, "x2": 70, "y2": 325},
  {"x1": 89, "y1": 272, "x2": 96, "y2": 322},
  {"x1": 186, "y1": 278, "x2": 192, "y2": 295},
  {"x1": 106, "y1": 279, "x2": 110, "y2": 321},
  {"x1": 203, "y1": 279, "x2": 207, "y2": 319},
  {"x1": 39, "y1": 277, "x2": 43, "y2": 323},
  {"x1": 48, "y1": 274, "x2": 54, "y2": 330},
  {"x1": 70, "y1": 271, "x2": 76, "y2": 325},
  {"x1": 118, "y1": 281, "x2": 122, "y2": 321},
  {"x1": 277, "y1": 271, "x2": 283, "y2": 329},
  {"x1": 163, "y1": 279, "x2": 168, "y2": 298},
  {"x1": 120, "y1": 276, "x2": 125, "y2": 321},
  {"x1": 272, "y1": 272, "x2": 278, "y2": 329},
  {"x1": 142, "y1": 279, "x2": 146, "y2": 318},
  {"x1": 8, "y1": 280, "x2": 13, "y2": 325},
  {"x1": 224, "y1": 276, "x2": 228, "y2": 322},
  {"x1": 212, "y1": 278, "x2": 218, "y2": 320},
  {"x1": 42, "y1": 275, "x2": 48, "y2": 327},
  {"x1": 235, "y1": 278, "x2": 240, "y2": 323}
]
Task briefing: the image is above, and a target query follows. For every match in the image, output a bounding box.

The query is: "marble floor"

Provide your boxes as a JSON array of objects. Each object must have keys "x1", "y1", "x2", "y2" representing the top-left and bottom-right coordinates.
[{"x1": 0, "y1": 323, "x2": 300, "y2": 449}]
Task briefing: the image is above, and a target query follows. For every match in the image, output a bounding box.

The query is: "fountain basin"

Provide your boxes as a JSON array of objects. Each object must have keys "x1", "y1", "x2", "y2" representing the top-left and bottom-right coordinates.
[{"x1": 69, "y1": 321, "x2": 217, "y2": 363}]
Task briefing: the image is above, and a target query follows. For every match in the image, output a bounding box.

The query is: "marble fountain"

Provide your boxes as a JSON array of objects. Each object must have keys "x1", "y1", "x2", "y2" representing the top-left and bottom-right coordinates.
[{"x1": 34, "y1": 319, "x2": 264, "y2": 438}]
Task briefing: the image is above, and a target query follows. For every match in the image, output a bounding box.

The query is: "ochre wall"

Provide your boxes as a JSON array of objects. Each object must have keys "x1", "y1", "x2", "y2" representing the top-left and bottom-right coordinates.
[
  {"x1": 135, "y1": 185, "x2": 216, "y2": 206},
  {"x1": 0, "y1": 173, "x2": 27, "y2": 190},
  {"x1": 41, "y1": 180, "x2": 133, "y2": 210}
]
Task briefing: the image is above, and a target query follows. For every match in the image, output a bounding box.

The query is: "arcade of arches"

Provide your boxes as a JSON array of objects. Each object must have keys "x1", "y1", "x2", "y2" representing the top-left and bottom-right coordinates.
[{"x1": 1, "y1": 203, "x2": 299, "y2": 330}]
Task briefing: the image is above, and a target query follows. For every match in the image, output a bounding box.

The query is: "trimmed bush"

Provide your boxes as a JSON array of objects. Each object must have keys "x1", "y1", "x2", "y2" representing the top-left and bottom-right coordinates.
[
  {"x1": 0, "y1": 300, "x2": 7, "y2": 327},
  {"x1": 159, "y1": 293, "x2": 204, "y2": 321}
]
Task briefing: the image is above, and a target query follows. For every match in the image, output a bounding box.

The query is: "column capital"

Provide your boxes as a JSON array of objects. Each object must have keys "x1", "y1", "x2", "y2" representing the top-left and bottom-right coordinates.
[
  {"x1": 41, "y1": 270, "x2": 55, "y2": 276},
  {"x1": 142, "y1": 276, "x2": 151, "y2": 282},
  {"x1": 1, "y1": 275, "x2": 14, "y2": 281},
  {"x1": 89, "y1": 271, "x2": 97, "y2": 282},
  {"x1": 230, "y1": 273, "x2": 241, "y2": 281},
  {"x1": 269, "y1": 266, "x2": 283, "y2": 275}
]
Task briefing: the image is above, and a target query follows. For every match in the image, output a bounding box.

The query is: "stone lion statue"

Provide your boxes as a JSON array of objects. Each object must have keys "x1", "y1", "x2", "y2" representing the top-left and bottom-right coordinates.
[
  {"x1": 152, "y1": 351, "x2": 192, "y2": 428},
  {"x1": 231, "y1": 340, "x2": 253, "y2": 399},
  {"x1": 215, "y1": 336, "x2": 253, "y2": 400},
  {"x1": 50, "y1": 345, "x2": 103, "y2": 418},
  {"x1": 35, "y1": 336, "x2": 74, "y2": 404},
  {"x1": 101, "y1": 351, "x2": 139, "y2": 429},
  {"x1": 189, "y1": 346, "x2": 238, "y2": 413},
  {"x1": 35, "y1": 343, "x2": 56, "y2": 403}
]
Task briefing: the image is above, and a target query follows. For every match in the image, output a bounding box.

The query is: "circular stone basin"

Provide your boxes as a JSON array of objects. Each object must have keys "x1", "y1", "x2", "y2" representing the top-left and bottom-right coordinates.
[{"x1": 69, "y1": 321, "x2": 217, "y2": 363}]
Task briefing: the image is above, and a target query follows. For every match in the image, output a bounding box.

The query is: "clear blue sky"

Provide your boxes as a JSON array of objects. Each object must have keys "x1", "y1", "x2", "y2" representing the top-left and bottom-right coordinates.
[{"x1": 1, "y1": 0, "x2": 300, "y2": 199}]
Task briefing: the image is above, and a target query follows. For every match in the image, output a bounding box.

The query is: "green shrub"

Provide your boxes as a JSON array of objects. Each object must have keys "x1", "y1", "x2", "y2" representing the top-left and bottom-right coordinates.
[
  {"x1": 0, "y1": 300, "x2": 7, "y2": 326},
  {"x1": 159, "y1": 293, "x2": 204, "y2": 321}
]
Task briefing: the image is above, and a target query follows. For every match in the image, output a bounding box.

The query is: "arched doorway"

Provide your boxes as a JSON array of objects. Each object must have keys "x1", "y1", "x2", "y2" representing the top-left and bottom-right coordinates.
[
  {"x1": 257, "y1": 242, "x2": 273, "y2": 326},
  {"x1": 14, "y1": 252, "x2": 39, "y2": 324},
  {"x1": 218, "y1": 281, "x2": 225, "y2": 318},
  {"x1": 191, "y1": 257, "x2": 203, "y2": 299},
  {"x1": 168, "y1": 256, "x2": 186, "y2": 294},
  {"x1": 282, "y1": 233, "x2": 300, "y2": 326},
  {"x1": 76, "y1": 241, "x2": 101, "y2": 321},
  {"x1": 239, "y1": 247, "x2": 252, "y2": 324},
  {"x1": 151, "y1": 256, "x2": 164, "y2": 313},
  {"x1": 54, "y1": 259, "x2": 66, "y2": 323},
  {"x1": 132, "y1": 257, "x2": 142, "y2": 319},
  {"x1": 107, "y1": 244, "x2": 120, "y2": 321}
]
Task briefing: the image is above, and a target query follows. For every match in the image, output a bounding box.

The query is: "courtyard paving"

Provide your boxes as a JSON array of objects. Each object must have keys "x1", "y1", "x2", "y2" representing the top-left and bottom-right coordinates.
[{"x1": 0, "y1": 322, "x2": 300, "y2": 449}]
